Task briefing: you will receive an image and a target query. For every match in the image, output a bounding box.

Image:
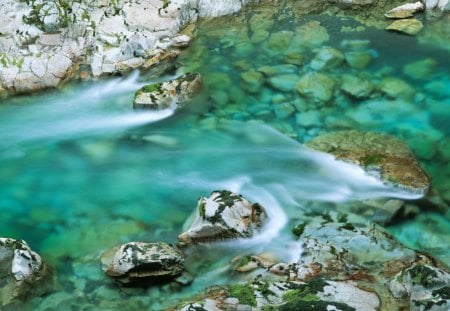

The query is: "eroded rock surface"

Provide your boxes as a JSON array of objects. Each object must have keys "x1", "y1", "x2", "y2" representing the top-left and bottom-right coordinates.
[
  {"x1": 0, "y1": 238, "x2": 52, "y2": 307},
  {"x1": 306, "y1": 130, "x2": 431, "y2": 195},
  {"x1": 133, "y1": 73, "x2": 202, "y2": 110},
  {"x1": 101, "y1": 241, "x2": 184, "y2": 285},
  {"x1": 178, "y1": 190, "x2": 267, "y2": 244}
]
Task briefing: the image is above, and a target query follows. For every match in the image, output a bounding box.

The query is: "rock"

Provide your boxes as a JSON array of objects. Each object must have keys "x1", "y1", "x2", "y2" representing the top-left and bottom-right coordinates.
[
  {"x1": 425, "y1": 0, "x2": 450, "y2": 12},
  {"x1": 386, "y1": 18, "x2": 424, "y2": 35},
  {"x1": 389, "y1": 265, "x2": 450, "y2": 310},
  {"x1": 294, "y1": 21, "x2": 330, "y2": 49},
  {"x1": 344, "y1": 50, "x2": 373, "y2": 69},
  {"x1": 0, "y1": 238, "x2": 52, "y2": 307},
  {"x1": 273, "y1": 103, "x2": 296, "y2": 119},
  {"x1": 257, "y1": 64, "x2": 298, "y2": 77},
  {"x1": 341, "y1": 74, "x2": 374, "y2": 98},
  {"x1": 178, "y1": 190, "x2": 267, "y2": 244},
  {"x1": 403, "y1": 58, "x2": 437, "y2": 80},
  {"x1": 133, "y1": 73, "x2": 202, "y2": 110},
  {"x1": 268, "y1": 74, "x2": 299, "y2": 92},
  {"x1": 296, "y1": 110, "x2": 322, "y2": 127},
  {"x1": 241, "y1": 71, "x2": 264, "y2": 93},
  {"x1": 306, "y1": 130, "x2": 431, "y2": 194},
  {"x1": 266, "y1": 30, "x2": 295, "y2": 54},
  {"x1": 424, "y1": 78, "x2": 450, "y2": 99},
  {"x1": 101, "y1": 241, "x2": 184, "y2": 285},
  {"x1": 174, "y1": 278, "x2": 380, "y2": 310},
  {"x1": 295, "y1": 72, "x2": 336, "y2": 103},
  {"x1": 378, "y1": 76, "x2": 415, "y2": 100},
  {"x1": 385, "y1": 2, "x2": 424, "y2": 19},
  {"x1": 310, "y1": 47, "x2": 345, "y2": 70}
]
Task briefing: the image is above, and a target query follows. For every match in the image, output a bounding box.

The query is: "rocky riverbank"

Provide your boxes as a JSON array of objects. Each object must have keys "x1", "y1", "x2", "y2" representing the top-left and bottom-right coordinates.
[{"x1": 1, "y1": 0, "x2": 449, "y2": 96}]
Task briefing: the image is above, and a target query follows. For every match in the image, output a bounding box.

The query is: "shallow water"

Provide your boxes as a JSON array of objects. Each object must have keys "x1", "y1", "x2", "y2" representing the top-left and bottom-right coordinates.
[{"x1": 1, "y1": 5, "x2": 450, "y2": 311}]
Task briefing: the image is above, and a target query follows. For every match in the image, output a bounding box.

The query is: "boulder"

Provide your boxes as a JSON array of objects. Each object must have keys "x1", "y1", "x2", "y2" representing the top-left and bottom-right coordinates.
[
  {"x1": 133, "y1": 73, "x2": 202, "y2": 110},
  {"x1": 389, "y1": 265, "x2": 450, "y2": 310},
  {"x1": 178, "y1": 190, "x2": 267, "y2": 244},
  {"x1": 344, "y1": 50, "x2": 373, "y2": 69},
  {"x1": 384, "y1": 1, "x2": 424, "y2": 19},
  {"x1": 403, "y1": 58, "x2": 437, "y2": 80},
  {"x1": 306, "y1": 130, "x2": 431, "y2": 194},
  {"x1": 0, "y1": 238, "x2": 52, "y2": 307},
  {"x1": 101, "y1": 241, "x2": 184, "y2": 285},
  {"x1": 386, "y1": 18, "x2": 424, "y2": 35}
]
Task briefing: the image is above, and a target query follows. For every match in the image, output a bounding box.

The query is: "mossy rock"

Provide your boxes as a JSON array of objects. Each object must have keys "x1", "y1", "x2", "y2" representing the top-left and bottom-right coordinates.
[{"x1": 306, "y1": 130, "x2": 430, "y2": 194}]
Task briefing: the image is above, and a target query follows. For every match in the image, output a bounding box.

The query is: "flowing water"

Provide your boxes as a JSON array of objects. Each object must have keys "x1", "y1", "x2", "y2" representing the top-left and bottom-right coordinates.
[{"x1": 1, "y1": 5, "x2": 449, "y2": 310}]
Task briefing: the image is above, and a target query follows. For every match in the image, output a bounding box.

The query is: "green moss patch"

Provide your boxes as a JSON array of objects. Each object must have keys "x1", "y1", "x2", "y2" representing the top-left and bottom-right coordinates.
[{"x1": 228, "y1": 283, "x2": 256, "y2": 306}]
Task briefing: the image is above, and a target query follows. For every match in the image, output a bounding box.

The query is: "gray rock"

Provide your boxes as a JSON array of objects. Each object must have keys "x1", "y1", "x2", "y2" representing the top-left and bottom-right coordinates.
[
  {"x1": 178, "y1": 190, "x2": 267, "y2": 244},
  {"x1": 0, "y1": 238, "x2": 52, "y2": 307},
  {"x1": 133, "y1": 73, "x2": 202, "y2": 110},
  {"x1": 101, "y1": 241, "x2": 184, "y2": 285}
]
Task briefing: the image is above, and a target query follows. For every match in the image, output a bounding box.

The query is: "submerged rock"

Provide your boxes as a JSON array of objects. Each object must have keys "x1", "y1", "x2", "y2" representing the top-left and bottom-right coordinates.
[
  {"x1": 0, "y1": 238, "x2": 52, "y2": 307},
  {"x1": 344, "y1": 50, "x2": 373, "y2": 69},
  {"x1": 403, "y1": 58, "x2": 437, "y2": 80},
  {"x1": 178, "y1": 190, "x2": 267, "y2": 245},
  {"x1": 341, "y1": 74, "x2": 374, "y2": 98},
  {"x1": 384, "y1": 2, "x2": 424, "y2": 19},
  {"x1": 386, "y1": 18, "x2": 424, "y2": 35},
  {"x1": 295, "y1": 72, "x2": 336, "y2": 103},
  {"x1": 133, "y1": 73, "x2": 202, "y2": 110},
  {"x1": 310, "y1": 46, "x2": 344, "y2": 70},
  {"x1": 101, "y1": 241, "x2": 184, "y2": 285},
  {"x1": 378, "y1": 76, "x2": 415, "y2": 99},
  {"x1": 306, "y1": 130, "x2": 431, "y2": 194}
]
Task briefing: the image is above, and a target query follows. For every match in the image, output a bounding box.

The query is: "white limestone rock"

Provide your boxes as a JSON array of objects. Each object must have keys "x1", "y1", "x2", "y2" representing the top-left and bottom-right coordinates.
[
  {"x1": 385, "y1": 2, "x2": 424, "y2": 19},
  {"x1": 101, "y1": 241, "x2": 184, "y2": 285},
  {"x1": 0, "y1": 238, "x2": 52, "y2": 307},
  {"x1": 178, "y1": 190, "x2": 267, "y2": 244},
  {"x1": 133, "y1": 72, "x2": 202, "y2": 110}
]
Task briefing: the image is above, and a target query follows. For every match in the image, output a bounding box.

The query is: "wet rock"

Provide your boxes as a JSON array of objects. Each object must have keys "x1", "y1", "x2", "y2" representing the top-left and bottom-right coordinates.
[
  {"x1": 133, "y1": 73, "x2": 202, "y2": 110},
  {"x1": 310, "y1": 47, "x2": 344, "y2": 70},
  {"x1": 296, "y1": 72, "x2": 336, "y2": 103},
  {"x1": 266, "y1": 30, "x2": 294, "y2": 54},
  {"x1": 0, "y1": 238, "x2": 52, "y2": 307},
  {"x1": 257, "y1": 64, "x2": 298, "y2": 77},
  {"x1": 386, "y1": 18, "x2": 424, "y2": 35},
  {"x1": 378, "y1": 76, "x2": 415, "y2": 100},
  {"x1": 178, "y1": 190, "x2": 267, "y2": 245},
  {"x1": 425, "y1": 0, "x2": 450, "y2": 12},
  {"x1": 233, "y1": 253, "x2": 278, "y2": 273},
  {"x1": 101, "y1": 241, "x2": 184, "y2": 285},
  {"x1": 344, "y1": 50, "x2": 373, "y2": 69},
  {"x1": 389, "y1": 265, "x2": 450, "y2": 310},
  {"x1": 306, "y1": 130, "x2": 431, "y2": 194},
  {"x1": 341, "y1": 74, "x2": 374, "y2": 98},
  {"x1": 385, "y1": 2, "x2": 424, "y2": 19},
  {"x1": 403, "y1": 58, "x2": 437, "y2": 80},
  {"x1": 296, "y1": 110, "x2": 322, "y2": 128},
  {"x1": 268, "y1": 74, "x2": 299, "y2": 92},
  {"x1": 294, "y1": 21, "x2": 330, "y2": 49},
  {"x1": 241, "y1": 71, "x2": 264, "y2": 93}
]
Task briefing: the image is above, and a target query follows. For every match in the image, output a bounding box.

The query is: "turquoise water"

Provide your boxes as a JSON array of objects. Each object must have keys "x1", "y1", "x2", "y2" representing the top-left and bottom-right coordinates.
[{"x1": 1, "y1": 7, "x2": 450, "y2": 311}]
